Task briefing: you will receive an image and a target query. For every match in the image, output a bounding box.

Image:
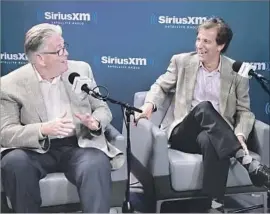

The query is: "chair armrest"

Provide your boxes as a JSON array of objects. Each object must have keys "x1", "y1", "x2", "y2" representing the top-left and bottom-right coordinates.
[
  {"x1": 249, "y1": 120, "x2": 270, "y2": 165},
  {"x1": 105, "y1": 124, "x2": 125, "y2": 146},
  {"x1": 129, "y1": 118, "x2": 170, "y2": 177},
  {"x1": 105, "y1": 124, "x2": 127, "y2": 181},
  {"x1": 134, "y1": 91, "x2": 147, "y2": 108}
]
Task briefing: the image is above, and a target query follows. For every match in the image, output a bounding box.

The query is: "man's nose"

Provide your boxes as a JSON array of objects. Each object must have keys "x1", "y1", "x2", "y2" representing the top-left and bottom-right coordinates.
[
  {"x1": 196, "y1": 41, "x2": 203, "y2": 48},
  {"x1": 64, "y1": 49, "x2": 69, "y2": 56}
]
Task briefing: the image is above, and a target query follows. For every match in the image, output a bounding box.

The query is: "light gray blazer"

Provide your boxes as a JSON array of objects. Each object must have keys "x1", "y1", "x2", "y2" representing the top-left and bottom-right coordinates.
[
  {"x1": 0, "y1": 60, "x2": 124, "y2": 170},
  {"x1": 145, "y1": 52, "x2": 255, "y2": 140}
]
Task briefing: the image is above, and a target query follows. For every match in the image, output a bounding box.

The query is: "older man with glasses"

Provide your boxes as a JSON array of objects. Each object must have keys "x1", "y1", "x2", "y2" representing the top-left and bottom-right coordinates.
[{"x1": 1, "y1": 23, "x2": 124, "y2": 213}]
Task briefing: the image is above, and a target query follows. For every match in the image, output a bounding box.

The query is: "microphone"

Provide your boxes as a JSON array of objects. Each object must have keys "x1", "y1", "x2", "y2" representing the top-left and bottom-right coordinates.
[
  {"x1": 68, "y1": 72, "x2": 93, "y2": 94},
  {"x1": 68, "y1": 72, "x2": 80, "y2": 85},
  {"x1": 68, "y1": 72, "x2": 109, "y2": 101},
  {"x1": 232, "y1": 61, "x2": 265, "y2": 80},
  {"x1": 68, "y1": 71, "x2": 104, "y2": 98}
]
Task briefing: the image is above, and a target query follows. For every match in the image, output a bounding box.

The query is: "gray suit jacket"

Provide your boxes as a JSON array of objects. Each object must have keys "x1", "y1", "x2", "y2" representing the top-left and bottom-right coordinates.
[
  {"x1": 0, "y1": 60, "x2": 124, "y2": 170},
  {"x1": 145, "y1": 52, "x2": 255, "y2": 140}
]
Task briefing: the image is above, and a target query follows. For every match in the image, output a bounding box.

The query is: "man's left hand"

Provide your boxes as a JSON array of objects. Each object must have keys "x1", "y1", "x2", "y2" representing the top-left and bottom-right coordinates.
[
  {"x1": 237, "y1": 135, "x2": 249, "y2": 155},
  {"x1": 75, "y1": 113, "x2": 100, "y2": 131}
]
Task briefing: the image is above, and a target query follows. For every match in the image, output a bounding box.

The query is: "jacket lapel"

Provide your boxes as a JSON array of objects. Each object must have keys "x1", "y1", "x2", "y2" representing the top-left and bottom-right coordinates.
[
  {"x1": 184, "y1": 56, "x2": 200, "y2": 110},
  {"x1": 61, "y1": 71, "x2": 86, "y2": 111},
  {"x1": 219, "y1": 55, "x2": 235, "y2": 116},
  {"x1": 61, "y1": 71, "x2": 89, "y2": 135},
  {"x1": 23, "y1": 64, "x2": 48, "y2": 122}
]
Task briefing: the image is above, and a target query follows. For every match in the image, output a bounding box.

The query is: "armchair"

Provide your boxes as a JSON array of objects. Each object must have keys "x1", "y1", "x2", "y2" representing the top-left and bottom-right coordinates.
[
  {"x1": 127, "y1": 91, "x2": 269, "y2": 212},
  {"x1": 1, "y1": 124, "x2": 127, "y2": 213}
]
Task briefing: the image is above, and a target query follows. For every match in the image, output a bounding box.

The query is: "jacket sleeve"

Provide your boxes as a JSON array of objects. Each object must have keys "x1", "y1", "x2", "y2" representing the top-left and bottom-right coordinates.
[
  {"x1": 0, "y1": 90, "x2": 48, "y2": 150},
  {"x1": 144, "y1": 55, "x2": 178, "y2": 109},
  {"x1": 234, "y1": 76, "x2": 255, "y2": 139}
]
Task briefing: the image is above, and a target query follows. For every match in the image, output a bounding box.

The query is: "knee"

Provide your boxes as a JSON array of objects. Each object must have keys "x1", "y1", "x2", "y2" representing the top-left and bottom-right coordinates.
[
  {"x1": 1, "y1": 150, "x2": 35, "y2": 183},
  {"x1": 197, "y1": 131, "x2": 211, "y2": 148},
  {"x1": 195, "y1": 101, "x2": 215, "y2": 113},
  {"x1": 78, "y1": 149, "x2": 111, "y2": 174},
  {"x1": 196, "y1": 101, "x2": 214, "y2": 110},
  {"x1": 1, "y1": 149, "x2": 31, "y2": 172}
]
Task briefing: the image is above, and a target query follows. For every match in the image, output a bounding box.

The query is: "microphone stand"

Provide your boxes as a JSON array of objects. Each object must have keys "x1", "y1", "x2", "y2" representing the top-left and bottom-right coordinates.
[
  {"x1": 82, "y1": 85, "x2": 142, "y2": 213},
  {"x1": 254, "y1": 76, "x2": 270, "y2": 210},
  {"x1": 253, "y1": 75, "x2": 270, "y2": 96},
  {"x1": 230, "y1": 75, "x2": 270, "y2": 213}
]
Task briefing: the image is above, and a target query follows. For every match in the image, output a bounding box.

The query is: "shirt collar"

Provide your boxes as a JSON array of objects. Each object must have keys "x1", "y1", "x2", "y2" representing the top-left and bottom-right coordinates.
[
  {"x1": 33, "y1": 65, "x2": 61, "y2": 84},
  {"x1": 199, "y1": 57, "x2": 221, "y2": 73}
]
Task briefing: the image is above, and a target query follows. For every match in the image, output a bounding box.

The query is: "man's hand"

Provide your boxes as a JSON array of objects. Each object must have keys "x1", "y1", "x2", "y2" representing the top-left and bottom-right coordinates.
[
  {"x1": 237, "y1": 135, "x2": 249, "y2": 155},
  {"x1": 134, "y1": 102, "x2": 154, "y2": 124},
  {"x1": 74, "y1": 113, "x2": 100, "y2": 131},
  {"x1": 41, "y1": 112, "x2": 75, "y2": 137}
]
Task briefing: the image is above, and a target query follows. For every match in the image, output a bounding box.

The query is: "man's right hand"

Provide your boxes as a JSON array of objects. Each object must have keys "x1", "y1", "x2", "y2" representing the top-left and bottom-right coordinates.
[
  {"x1": 40, "y1": 112, "x2": 75, "y2": 137},
  {"x1": 134, "y1": 102, "x2": 154, "y2": 124}
]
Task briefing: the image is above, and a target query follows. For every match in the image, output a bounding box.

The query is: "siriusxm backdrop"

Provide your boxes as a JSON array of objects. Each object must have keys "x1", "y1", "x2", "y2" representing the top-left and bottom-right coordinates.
[{"x1": 1, "y1": 0, "x2": 270, "y2": 131}]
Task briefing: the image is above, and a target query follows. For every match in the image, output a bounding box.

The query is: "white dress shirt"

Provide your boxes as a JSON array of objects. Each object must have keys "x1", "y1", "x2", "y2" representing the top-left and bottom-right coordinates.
[
  {"x1": 35, "y1": 70, "x2": 75, "y2": 139},
  {"x1": 191, "y1": 61, "x2": 245, "y2": 139},
  {"x1": 192, "y1": 62, "x2": 221, "y2": 112}
]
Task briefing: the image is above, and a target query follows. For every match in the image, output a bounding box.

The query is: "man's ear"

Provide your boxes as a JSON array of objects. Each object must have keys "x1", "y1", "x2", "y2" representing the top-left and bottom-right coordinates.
[
  {"x1": 35, "y1": 54, "x2": 46, "y2": 67},
  {"x1": 218, "y1": 44, "x2": 225, "y2": 53}
]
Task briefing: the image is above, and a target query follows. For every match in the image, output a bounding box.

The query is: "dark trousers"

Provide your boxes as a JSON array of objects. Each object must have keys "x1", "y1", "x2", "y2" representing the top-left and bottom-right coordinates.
[
  {"x1": 1, "y1": 136, "x2": 111, "y2": 213},
  {"x1": 169, "y1": 101, "x2": 241, "y2": 199}
]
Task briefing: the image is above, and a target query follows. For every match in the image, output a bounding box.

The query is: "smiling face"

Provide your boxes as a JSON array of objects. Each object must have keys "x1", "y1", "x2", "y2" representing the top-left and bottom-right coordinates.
[
  {"x1": 196, "y1": 27, "x2": 225, "y2": 66},
  {"x1": 36, "y1": 33, "x2": 69, "y2": 79}
]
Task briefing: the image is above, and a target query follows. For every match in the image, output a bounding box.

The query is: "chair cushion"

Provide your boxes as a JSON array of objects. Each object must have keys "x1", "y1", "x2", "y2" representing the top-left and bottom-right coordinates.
[
  {"x1": 7, "y1": 169, "x2": 126, "y2": 208},
  {"x1": 39, "y1": 173, "x2": 80, "y2": 207},
  {"x1": 6, "y1": 173, "x2": 80, "y2": 208},
  {"x1": 168, "y1": 148, "x2": 261, "y2": 192}
]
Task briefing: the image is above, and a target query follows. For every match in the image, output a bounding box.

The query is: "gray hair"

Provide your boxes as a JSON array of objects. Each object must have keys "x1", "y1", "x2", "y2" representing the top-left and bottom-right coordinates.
[{"x1": 24, "y1": 23, "x2": 62, "y2": 61}]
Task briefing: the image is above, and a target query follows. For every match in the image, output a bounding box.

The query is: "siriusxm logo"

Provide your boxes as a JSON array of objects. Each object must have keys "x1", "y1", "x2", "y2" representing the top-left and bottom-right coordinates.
[
  {"x1": 0, "y1": 52, "x2": 28, "y2": 65},
  {"x1": 101, "y1": 56, "x2": 147, "y2": 66},
  {"x1": 159, "y1": 16, "x2": 207, "y2": 25},
  {"x1": 45, "y1": 12, "x2": 90, "y2": 21},
  {"x1": 249, "y1": 62, "x2": 270, "y2": 72},
  {"x1": 95, "y1": 56, "x2": 154, "y2": 70},
  {"x1": 151, "y1": 14, "x2": 207, "y2": 29},
  {"x1": 39, "y1": 11, "x2": 97, "y2": 25}
]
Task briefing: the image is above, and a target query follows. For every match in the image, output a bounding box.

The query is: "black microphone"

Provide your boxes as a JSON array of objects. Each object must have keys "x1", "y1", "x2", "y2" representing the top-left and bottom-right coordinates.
[
  {"x1": 68, "y1": 72, "x2": 106, "y2": 100},
  {"x1": 68, "y1": 72, "x2": 92, "y2": 94},
  {"x1": 68, "y1": 72, "x2": 80, "y2": 84},
  {"x1": 232, "y1": 61, "x2": 265, "y2": 80}
]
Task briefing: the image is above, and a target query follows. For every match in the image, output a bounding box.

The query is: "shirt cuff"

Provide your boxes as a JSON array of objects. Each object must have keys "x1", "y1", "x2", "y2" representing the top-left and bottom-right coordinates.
[
  {"x1": 39, "y1": 125, "x2": 47, "y2": 140},
  {"x1": 90, "y1": 116, "x2": 102, "y2": 136},
  {"x1": 236, "y1": 133, "x2": 246, "y2": 141},
  {"x1": 145, "y1": 101, "x2": 156, "y2": 112},
  {"x1": 91, "y1": 116, "x2": 101, "y2": 130}
]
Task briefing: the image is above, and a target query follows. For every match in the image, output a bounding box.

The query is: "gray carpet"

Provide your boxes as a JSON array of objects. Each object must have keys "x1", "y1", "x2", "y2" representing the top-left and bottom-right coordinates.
[
  {"x1": 130, "y1": 190, "x2": 269, "y2": 213},
  {"x1": 129, "y1": 174, "x2": 270, "y2": 213},
  {"x1": 1, "y1": 174, "x2": 269, "y2": 213}
]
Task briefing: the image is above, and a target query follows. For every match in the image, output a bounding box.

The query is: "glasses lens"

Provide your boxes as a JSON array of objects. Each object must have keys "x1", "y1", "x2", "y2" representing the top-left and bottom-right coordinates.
[{"x1": 59, "y1": 48, "x2": 66, "y2": 56}]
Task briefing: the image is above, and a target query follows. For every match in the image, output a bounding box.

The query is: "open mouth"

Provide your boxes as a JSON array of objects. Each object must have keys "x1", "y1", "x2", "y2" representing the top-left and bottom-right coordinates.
[{"x1": 198, "y1": 51, "x2": 207, "y2": 55}]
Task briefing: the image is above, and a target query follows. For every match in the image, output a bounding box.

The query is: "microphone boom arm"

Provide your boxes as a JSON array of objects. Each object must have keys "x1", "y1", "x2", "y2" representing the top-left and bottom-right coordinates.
[
  {"x1": 81, "y1": 84, "x2": 141, "y2": 213},
  {"x1": 253, "y1": 75, "x2": 270, "y2": 96}
]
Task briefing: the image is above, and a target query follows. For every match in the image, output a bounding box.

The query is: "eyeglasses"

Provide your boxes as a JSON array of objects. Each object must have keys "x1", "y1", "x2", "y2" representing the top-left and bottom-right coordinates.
[{"x1": 40, "y1": 42, "x2": 69, "y2": 56}]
